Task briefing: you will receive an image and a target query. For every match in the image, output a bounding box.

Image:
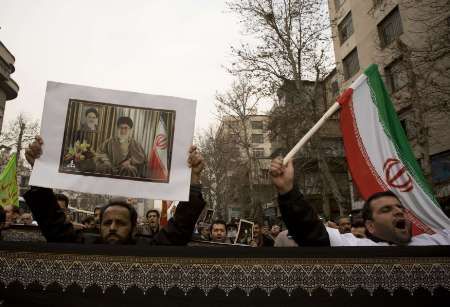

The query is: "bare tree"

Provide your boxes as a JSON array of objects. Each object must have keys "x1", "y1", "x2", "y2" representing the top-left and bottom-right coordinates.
[
  {"x1": 215, "y1": 77, "x2": 267, "y2": 219},
  {"x1": 196, "y1": 126, "x2": 241, "y2": 220},
  {"x1": 227, "y1": 0, "x2": 348, "y2": 214},
  {"x1": 0, "y1": 113, "x2": 40, "y2": 164}
]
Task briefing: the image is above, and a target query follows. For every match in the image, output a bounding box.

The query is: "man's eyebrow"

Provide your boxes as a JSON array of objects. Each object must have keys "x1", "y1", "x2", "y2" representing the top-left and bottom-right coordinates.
[{"x1": 379, "y1": 203, "x2": 404, "y2": 210}]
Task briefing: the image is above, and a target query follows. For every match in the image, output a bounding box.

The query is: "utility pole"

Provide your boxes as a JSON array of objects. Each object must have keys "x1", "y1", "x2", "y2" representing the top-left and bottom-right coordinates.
[{"x1": 16, "y1": 122, "x2": 26, "y2": 164}]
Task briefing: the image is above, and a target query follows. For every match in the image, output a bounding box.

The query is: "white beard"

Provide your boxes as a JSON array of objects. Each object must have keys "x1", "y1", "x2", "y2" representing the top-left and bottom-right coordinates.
[
  {"x1": 87, "y1": 122, "x2": 97, "y2": 130},
  {"x1": 118, "y1": 133, "x2": 131, "y2": 144}
]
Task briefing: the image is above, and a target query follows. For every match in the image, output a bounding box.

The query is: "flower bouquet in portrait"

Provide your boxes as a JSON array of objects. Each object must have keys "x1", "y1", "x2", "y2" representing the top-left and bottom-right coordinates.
[{"x1": 64, "y1": 141, "x2": 96, "y2": 172}]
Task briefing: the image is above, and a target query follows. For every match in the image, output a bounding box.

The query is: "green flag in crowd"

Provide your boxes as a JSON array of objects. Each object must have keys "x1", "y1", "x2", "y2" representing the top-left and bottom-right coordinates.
[{"x1": 0, "y1": 153, "x2": 19, "y2": 207}]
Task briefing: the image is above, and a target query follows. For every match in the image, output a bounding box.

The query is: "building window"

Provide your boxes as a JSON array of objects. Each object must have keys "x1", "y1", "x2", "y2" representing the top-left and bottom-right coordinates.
[
  {"x1": 253, "y1": 148, "x2": 265, "y2": 158},
  {"x1": 378, "y1": 6, "x2": 403, "y2": 47},
  {"x1": 252, "y1": 134, "x2": 264, "y2": 144},
  {"x1": 398, "y1": 108, "x2": 418, "y2": 139},
  {"x1": 20, "y1": 176, "x2": 30, "y2": 187},
  {"x1": 227, "y1": 121, "x2": 239, "y2": 131},
  {"x1": 400, "y1": 119, "x2": 408, "y2": 137},
  {"x1": 321, "y1": 138, "x2": 344, "y2": 157},
  {"x1": 331, "y1": 80, "x2": 339, "y2": 97},
  {"x1": 431, "y1": 150, "x2": 450, "y2": 184},
  {"x1": 343, "y1": 48, "x2": 360, "y2": 80},
  {"x1": 372, "y1": 0, "x2": 383, "y2": 8},
  {"x1": 251, "y1": 121, "x2": 263, "y2": 130},
  {"x1": 0, "y1": 104, "x2": 4, "y2": 130},
  {"x1": 228, "y1": 207, "x2": 241, "y2": 219},
  {"x1": 338, "y1": 12, "x2": 354, "y2": 44},
  {"x1": 260, "y1": 168, "x2": 270, "y2": 182},
  {"x1": 385, "y1": 58, "x2": 408, "y2": 93},
  {"x1": 334, "y1": 0, "x2": 345, "y2": 10},
  {"x1": 229, "y1": 132, "x2": 240, "y2": 142}
]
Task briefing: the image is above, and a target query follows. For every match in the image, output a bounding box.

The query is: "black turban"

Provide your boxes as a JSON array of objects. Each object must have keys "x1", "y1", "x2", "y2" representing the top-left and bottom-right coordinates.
[
  {"x1": 85, "y1": 108, "x2": 99, "y2": 118},
  {"x1": 117, "y1": 116, "x2": 133, "y2": 128}
]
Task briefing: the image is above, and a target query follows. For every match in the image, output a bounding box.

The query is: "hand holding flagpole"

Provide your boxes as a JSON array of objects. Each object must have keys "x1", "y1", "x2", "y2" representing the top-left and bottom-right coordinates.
[{"x1": 283, "y1": 102, "x2": 341, "y2": 165}]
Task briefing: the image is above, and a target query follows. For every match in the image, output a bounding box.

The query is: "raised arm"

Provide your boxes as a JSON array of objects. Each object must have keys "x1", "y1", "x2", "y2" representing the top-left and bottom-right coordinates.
[
  {"x1": 24, "y1": 136, "x2": 80, "y2": 243},
  {"x1": 270, "y1": 157, "x2": 330, "y2": 246},
  {"x1": 152, "y1": 145, "x2": 206, "y2": 245}
]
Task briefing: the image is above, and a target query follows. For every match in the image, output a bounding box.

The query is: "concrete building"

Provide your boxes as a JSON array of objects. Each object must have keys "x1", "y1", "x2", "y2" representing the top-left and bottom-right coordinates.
[
  {"x1": 216, "y1": 114, "x2": 276, "y2": 222},
  {"x1": 328, "y1": 0, "x2": 450, "y2": 209},
  {"x1": 0, "y1": 41, "x2": 19, "y2": 134}
]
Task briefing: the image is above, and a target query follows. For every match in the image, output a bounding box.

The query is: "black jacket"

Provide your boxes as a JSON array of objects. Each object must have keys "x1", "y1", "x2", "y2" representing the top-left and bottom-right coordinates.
[
  {"x1": 24, "y1": 185, "x2": 205, "y2": 245},
  {"x1": 278, "y1": 187, "x2": 330, "y2": 246}
]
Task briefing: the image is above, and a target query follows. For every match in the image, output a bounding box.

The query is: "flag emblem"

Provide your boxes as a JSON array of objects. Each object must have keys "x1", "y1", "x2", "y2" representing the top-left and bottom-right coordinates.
[
  {"x1": 148, "y1": 116, "x2": 169, "y2": 181},
  {"x1": 338, "y1": 64, "x2": 450, "y2": 232},
  {"x1": 155, "y1": 134, "x2": 167, "y2": 149},
  {"x1": 383, "y1": 158, "x2": 413, "y2": 192}
]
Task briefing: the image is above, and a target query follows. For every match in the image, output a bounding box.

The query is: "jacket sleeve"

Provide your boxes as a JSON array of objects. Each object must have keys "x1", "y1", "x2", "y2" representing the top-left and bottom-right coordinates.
[
  {"x1": 152, "y1": 185, "x2": 206, "y2": 245},
  {"x1": 23, "y1": 187, "x2": 79, "y2": 243},
  {"x1": 278, "y1": 187, "x2": 330, "y2": 246}
]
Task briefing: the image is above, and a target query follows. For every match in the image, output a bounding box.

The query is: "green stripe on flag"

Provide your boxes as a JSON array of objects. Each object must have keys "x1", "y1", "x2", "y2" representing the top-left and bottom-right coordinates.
[
  {"x1": 363, "y1": 64, "x2": 438, "y2": 206},
  {"x1": 0, "y1": 153, "x2": 19, "y2": 207}
]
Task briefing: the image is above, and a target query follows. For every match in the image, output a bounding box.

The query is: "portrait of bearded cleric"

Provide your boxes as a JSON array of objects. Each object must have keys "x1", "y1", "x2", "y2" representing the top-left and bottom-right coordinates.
[{"x1": 59, "y1": 99, "x2": 175, "y2": 182}]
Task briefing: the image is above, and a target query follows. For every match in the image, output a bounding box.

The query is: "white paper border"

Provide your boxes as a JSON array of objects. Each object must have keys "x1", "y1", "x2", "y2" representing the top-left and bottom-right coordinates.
[{"x1": 29, "y1": 81, "x2": 196, "y2": 201}]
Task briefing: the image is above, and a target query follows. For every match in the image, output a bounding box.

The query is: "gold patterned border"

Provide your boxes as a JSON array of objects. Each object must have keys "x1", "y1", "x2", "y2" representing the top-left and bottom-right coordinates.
[{"x1": 1, "y1": 249, "x2": 449, "y2": 296}]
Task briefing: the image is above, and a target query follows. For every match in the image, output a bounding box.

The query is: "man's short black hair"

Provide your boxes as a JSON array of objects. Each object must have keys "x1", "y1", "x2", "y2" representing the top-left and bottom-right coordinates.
[
  {"x1": 117, "y1": 116, "x2": 133, "y2": 129},
  {"x1": 146, "y1": 209, "x2": 160, "y2": 219},
  {"x1": 226, "y1": 223, "x2": 238, "y2": 230},
  {"x1": 94, "y1": 206, "x2": 103, "y2": 212},
  {"x1": 85, "y1": 108, "x2": 98, "y2": 118},
  {"x1": 352, "y1": 219, "x2": 365, "y2": 228},
  {"x1": 210, "y1": 219, "x2": 227, "y2": 233},
  {"x1": 335, "y1": 215, "x2": 350, "y2": 224},
  {"x1": 100, "y1": 201, "x2": 138, "y2": 229},
  {"x1": 55, "y1": 194, "x2": 69, "y2": 208},
  {"x1": 362, "y1": 191, "x2": 399, "y2": 222}
]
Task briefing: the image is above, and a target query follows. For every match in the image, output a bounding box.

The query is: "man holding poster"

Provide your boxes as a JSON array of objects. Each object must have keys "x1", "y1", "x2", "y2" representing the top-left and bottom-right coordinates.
[
  {"x1": 24, "y1": 137, "x2": 205, "y2": 245},
  {"x1": 30, "y1": 81, "x2": 195, "y2": 201}
]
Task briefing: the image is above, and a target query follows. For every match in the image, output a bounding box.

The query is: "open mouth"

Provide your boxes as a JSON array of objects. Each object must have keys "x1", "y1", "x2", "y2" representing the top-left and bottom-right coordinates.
[{"x1": 394, "y1": 220, "x2": 406, "y2": 230}]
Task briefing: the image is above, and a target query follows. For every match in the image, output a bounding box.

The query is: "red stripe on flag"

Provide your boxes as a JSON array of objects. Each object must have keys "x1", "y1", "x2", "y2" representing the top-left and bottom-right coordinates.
[
  {"x1": 338, "y1": 88, "x2": 387, "y2": 199},
  {"x1": 339, "y1": 88, "x2": 434, "y2": 235},
  {"x1": 160, "y1": 200, "x2": 169, "y2": 226},
  {"x1": 148, "y1": 147, "x2": 167, "y2": 180}
]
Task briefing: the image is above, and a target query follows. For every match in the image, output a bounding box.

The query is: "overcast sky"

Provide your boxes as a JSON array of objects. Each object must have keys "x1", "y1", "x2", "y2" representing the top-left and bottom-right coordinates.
[{"x1": 0, "y1": 0, "x2": 245, "y2": 134}]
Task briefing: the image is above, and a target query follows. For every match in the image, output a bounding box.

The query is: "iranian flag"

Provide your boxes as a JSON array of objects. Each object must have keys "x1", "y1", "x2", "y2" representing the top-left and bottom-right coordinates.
[
  {"x1": 148, "y1": 116, "x2": 169, "y2": 181},
  {"x1": 338, "y1": 64, "x2": 450, "y2": 233},
  {"x1": 159, "y1": 200, "x2": 171, "y2": 226}
]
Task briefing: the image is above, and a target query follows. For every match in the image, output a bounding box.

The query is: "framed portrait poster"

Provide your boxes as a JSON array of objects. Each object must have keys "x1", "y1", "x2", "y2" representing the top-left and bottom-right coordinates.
[
  {"x1": 234, "y1": 219, "x2": 254, "y2": 245},
  {"x1": 202, "y1": 208, "x2": 215, "y2": 225},
  {"x1": 29, "y1": 81, "x2": 196, "y2": 201}
]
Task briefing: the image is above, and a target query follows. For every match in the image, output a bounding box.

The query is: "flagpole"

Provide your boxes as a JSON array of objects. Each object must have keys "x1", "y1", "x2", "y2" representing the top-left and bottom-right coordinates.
[{"x1": 283, "y1": 102, "x2": 341, "y2": 165}]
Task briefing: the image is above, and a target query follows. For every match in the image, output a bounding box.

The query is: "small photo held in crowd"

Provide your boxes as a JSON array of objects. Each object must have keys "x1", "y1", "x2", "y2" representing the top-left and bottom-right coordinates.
[
  {"x1": 234, "y1": 219, "x2": 254, "y2": 245},
  {"x1": 202, "y1": 208, "x2": 215, "y2": 225},
  {"x1": 59, "y1": 99, "x2": 175, "y2": 183}
]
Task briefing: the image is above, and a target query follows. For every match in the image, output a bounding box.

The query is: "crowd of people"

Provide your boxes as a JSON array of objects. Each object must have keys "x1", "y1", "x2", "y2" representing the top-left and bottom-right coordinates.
[
  {"x1": 0, "y1": 195, "x2": 365, "y2": 248},
  {"x1": 1, "y1": 136, "x2": 449, "y2": 247}
]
